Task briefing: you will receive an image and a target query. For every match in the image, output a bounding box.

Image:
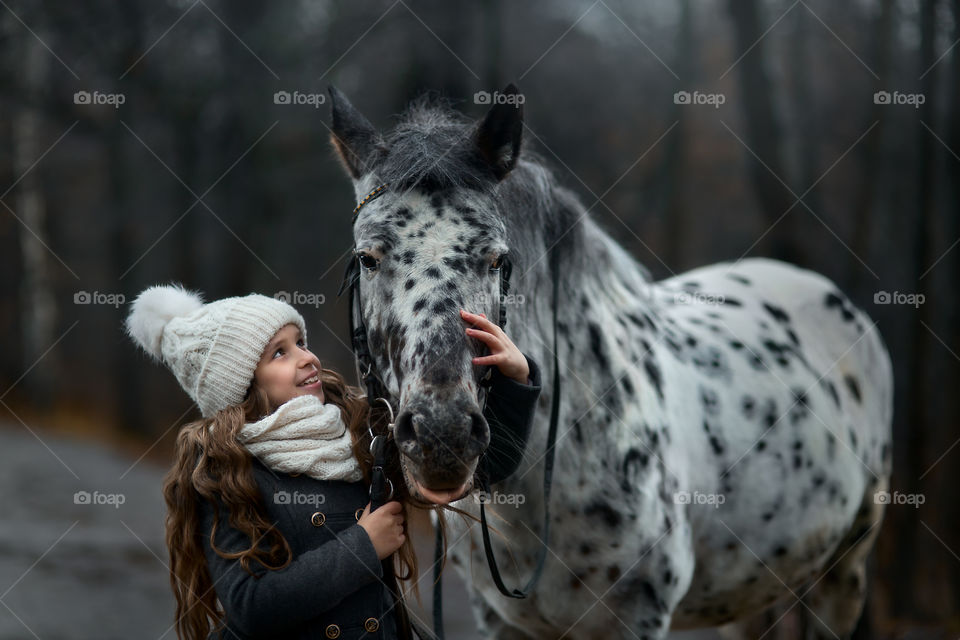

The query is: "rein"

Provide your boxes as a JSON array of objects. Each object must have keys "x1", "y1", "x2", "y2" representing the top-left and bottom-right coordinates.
[{"x1": 337, "y1": 183, "x2": 561, "y2": 640}]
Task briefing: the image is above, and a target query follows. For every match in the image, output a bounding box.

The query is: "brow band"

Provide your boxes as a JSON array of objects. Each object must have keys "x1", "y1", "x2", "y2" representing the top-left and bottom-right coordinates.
[{"x1": 351, "y1": 183, "x2": 389, "y2": 221}]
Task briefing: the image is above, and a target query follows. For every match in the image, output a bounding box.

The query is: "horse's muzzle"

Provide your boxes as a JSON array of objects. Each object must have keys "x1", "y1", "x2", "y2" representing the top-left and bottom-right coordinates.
[{"x1": 393, "y1": 389, "x2": 489, "y2": 502}]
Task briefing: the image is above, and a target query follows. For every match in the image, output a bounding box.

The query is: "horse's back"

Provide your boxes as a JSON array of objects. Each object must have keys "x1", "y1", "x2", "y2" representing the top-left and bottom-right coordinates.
[{"x1": 658, "y1": 256, "x2": 892, "y2": 451}]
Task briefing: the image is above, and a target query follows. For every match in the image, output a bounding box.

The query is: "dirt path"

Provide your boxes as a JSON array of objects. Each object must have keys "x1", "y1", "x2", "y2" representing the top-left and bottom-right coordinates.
[{"x1": 0, "y1": 424, "x2": 718, "y2": 639}]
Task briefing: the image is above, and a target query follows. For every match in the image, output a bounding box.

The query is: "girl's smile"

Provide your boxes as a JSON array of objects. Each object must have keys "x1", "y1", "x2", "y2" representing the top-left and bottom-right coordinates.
[{"x1": 254, "y1": 323, "x2": 325, "y2": 408}]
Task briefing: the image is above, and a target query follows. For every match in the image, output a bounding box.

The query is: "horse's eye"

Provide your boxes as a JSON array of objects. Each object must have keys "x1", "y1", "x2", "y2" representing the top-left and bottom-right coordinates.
[
  {"x1": 358, "y1": 253, "x2": 379, "y2": 271},
  {"x1": 490, "y1": 255, "x2": 504, "y2": 271}
]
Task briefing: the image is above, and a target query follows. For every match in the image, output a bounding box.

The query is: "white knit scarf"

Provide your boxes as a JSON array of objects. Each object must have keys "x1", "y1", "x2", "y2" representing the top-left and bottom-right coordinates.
[{"x1": 231, "y1": 395, "x2": 363, "y2": 482}]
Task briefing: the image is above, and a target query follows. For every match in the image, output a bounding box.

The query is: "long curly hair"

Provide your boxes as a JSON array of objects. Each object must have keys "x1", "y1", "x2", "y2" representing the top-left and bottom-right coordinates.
[{"x1": 162, "y1": 364, "x2": 461, "y2": 640}]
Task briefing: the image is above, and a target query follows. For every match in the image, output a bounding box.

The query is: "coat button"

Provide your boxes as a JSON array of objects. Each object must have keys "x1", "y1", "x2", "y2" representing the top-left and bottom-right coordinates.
[
  {"x1": 324, "y1": 623, "x2": 340, "y2": 638},
  {"x1": 364, "y1": 617, "x2": 380, "y2": 632},
  {"x1": 311, "y1": 512, "x2": 325, "y2": 527}
]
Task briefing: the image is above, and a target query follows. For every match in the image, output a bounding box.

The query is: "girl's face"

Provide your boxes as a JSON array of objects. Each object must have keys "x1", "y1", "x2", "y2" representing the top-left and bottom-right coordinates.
[{"x1": 253, "y1": 324, "x2": 324, "y2": 409}]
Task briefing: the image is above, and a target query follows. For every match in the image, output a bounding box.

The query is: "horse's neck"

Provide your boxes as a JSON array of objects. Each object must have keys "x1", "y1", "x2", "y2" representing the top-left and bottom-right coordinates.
[{"x1": 504, "y1": 188, "x2": 656, "y2": 468}]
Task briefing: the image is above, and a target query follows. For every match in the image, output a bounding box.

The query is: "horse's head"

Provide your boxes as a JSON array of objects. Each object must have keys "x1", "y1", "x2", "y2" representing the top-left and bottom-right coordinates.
[{"x1": 328, "y1": 85, "x2": 524, "y2": 504}]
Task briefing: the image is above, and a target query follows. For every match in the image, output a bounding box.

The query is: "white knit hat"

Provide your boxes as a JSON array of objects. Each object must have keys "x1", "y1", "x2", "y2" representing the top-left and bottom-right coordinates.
[{"x1": 125, "y1": 284, "x2": 307, "y2": 417}]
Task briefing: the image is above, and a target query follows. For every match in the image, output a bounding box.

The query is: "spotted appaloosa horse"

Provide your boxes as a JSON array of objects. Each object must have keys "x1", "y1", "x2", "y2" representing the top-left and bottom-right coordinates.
[{"x1": 327, "y1": 86, "x2": 893, "y2": 640}]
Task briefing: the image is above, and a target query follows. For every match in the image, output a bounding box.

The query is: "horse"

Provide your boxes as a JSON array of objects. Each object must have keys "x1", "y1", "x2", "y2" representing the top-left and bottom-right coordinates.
[{"x1": 327, "y1": 85, "x2": 893, "y2": 640}]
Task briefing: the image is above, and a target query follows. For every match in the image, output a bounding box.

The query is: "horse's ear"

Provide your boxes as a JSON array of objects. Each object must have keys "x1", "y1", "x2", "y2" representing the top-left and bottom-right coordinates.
[
  {"x1": 473, "y1": 83, "x2": 524, "y2": 180},
  {"x1": 328, "y1": 86, "x2": 384, "y2": 179}
]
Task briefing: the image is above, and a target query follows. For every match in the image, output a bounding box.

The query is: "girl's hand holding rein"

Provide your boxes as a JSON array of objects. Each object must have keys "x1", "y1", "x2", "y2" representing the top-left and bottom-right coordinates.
[{"x1": 356, "y1": 501, "x2": 405, "y2": 560}]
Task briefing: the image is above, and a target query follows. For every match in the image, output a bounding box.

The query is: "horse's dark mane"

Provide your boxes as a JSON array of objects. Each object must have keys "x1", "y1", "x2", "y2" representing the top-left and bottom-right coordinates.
[
  {"x1": 378, "y1": 97, "x2": 587, "y2": 264},
  {"x1": 378, "y1": 96, "x2": 497, "y2": 193}
]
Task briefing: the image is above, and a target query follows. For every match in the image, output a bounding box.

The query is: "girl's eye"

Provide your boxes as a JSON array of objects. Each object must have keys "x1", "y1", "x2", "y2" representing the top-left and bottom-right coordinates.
[
  {"x1": 297, "y1": 339, "x2": 306, "y2": 348},
  {"x1": 273, "y1": 348, "x2": 284, "y2": 359}
]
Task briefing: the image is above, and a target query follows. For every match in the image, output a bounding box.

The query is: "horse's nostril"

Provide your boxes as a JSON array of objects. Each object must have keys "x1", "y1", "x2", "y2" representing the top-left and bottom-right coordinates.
[
  {"x1": 470, "y1": 410, "x2": 490, "y2": 450},
  {"x1": 394, "y1": 410, "x2": 415, "y2": 445}
]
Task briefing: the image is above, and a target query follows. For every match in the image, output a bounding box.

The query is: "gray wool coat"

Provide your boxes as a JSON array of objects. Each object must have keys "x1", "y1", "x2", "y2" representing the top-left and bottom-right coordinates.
[{"x1": 202, "y1": 354, "x2": 542, "y2": 640}]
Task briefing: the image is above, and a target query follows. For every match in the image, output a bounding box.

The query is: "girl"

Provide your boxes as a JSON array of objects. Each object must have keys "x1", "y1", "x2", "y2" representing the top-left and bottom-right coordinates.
[{"x1": 125, "y1": 285, "x2": 541, "y2": 640}]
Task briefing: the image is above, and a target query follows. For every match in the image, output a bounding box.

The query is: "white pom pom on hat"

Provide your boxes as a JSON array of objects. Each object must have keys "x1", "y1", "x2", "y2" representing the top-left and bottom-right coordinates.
[
  {"x1": 125, "y1": 284, "x2": 307, "y2": 417},
  {"x1": 125, "y1": 284, "x2": 204, "y2": 360}
]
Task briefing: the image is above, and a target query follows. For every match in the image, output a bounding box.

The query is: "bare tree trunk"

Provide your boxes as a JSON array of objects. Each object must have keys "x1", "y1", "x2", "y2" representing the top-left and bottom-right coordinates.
[
  {"x1": 850, "y1": 6, "x2": 895, "y2": 634},
  {"x1": 946, "y1": 0, "x2": 960, "y2": 616},
  {"x1": 725, "y1": 0, "x2": 799, "y2": 263},
  {"x1": 786, "y1": 2, "x2": 819, "y2": 266},
  {"x1": 893, "y1": 0, "x2": 939, "y2": 620},
  {"x1": 663, "y1": 0, "x2": 692, "y2": 270},
  {"x1": 481, "y1": 0, "x2": 502, "y2": 90},
  {"x1": 0, "y1": 15, "x2": 22, "y2": 385},
  {"x1": 850, "y1": 0, "x2": 895, "y2": 294},
  {"x1": 14, "y1": 24, "x2": 56, "y2": 408}
]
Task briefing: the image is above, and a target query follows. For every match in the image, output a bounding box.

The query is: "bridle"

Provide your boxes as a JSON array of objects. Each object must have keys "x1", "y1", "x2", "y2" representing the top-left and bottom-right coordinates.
[{"x1": 337, "y1": 183, "x2": 562, "y2": 640}]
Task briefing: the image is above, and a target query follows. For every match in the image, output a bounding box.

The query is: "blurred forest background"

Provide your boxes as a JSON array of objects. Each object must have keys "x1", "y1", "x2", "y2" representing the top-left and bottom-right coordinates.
[{"x1": 0, "y1": 0, "x2": 957, "y2": 638}]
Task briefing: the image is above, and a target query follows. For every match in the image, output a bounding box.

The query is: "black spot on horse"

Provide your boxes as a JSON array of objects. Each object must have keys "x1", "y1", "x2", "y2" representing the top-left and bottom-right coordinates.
[
  {"x1": 621, "y1": 447, "x2": 649, "y2": 493},
  {"x1": 413, "y1": 298, "x2": 428, "y2": 313},
  {"x1": 626, "y1": 312, "x2": 646, "y2": 329},
  {"x1": 720, "y1": 297, "x2": 743, "y2": 307},
  {"x1": 844, "y1": 374, "x2": 862, "y2": 403},
  {"x1": 709, "y1": 436, "x2": 725, "y2": 456},
  {"x1": 664, "y1": 335, "x2": 684, "y2": 356},
  {"x1": 693, "y1": 346, "x2": 731, "y2": 379},
  {"x1": 404, "y1": 279, "x2": 415, "y2": 291},
  {"x1": 762, "y1": 302, "x2": 791, "y2": 324},
  {"x1": 585, "y1": 501, "x2": 622, "y2": 528},
  {"x1": 824, "y1": 291, "x2": 856, "y2": 322},
  {"x1": 727, "y1": 274, "x2": 752, "y2": 285},
  {"x1": 821, "y1": 379, "x2": 841, "y2": 408},
  {"x1": 431, "y1": 298, "x2": 455, "y2": 315},
  {"x1": 789, "y1": 388, "x2": 811, "y2": 425},
  {"x1": 644, "y1": 357, "x2": 664, "y2": 401},
  {"x1": 642, "y1": 312, "x2": 659, "y2": 333},
  {"x1": 442, "y1": 256, "x2": 467, "y2": 274},
  {"x1": 786, "y1": 328, "x2": 801, "y2": 347},
  {"x1": 700, "y1": 386, "x2": 721, "y2": 415},
  {"x1": 762, "y1": 400, "x2": 779, "y2": 429},
  {"x1": 588, "y1": 323, "x2": 610, "y2": 372},
  {"x1": 424, "y1": 266, "x2": 442, "y2": 280}
]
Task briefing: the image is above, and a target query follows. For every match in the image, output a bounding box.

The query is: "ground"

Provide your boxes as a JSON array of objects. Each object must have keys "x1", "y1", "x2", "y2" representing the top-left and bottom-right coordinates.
[{"x1": 0, "y1": 421, "x2": 723, "y2": 639}]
